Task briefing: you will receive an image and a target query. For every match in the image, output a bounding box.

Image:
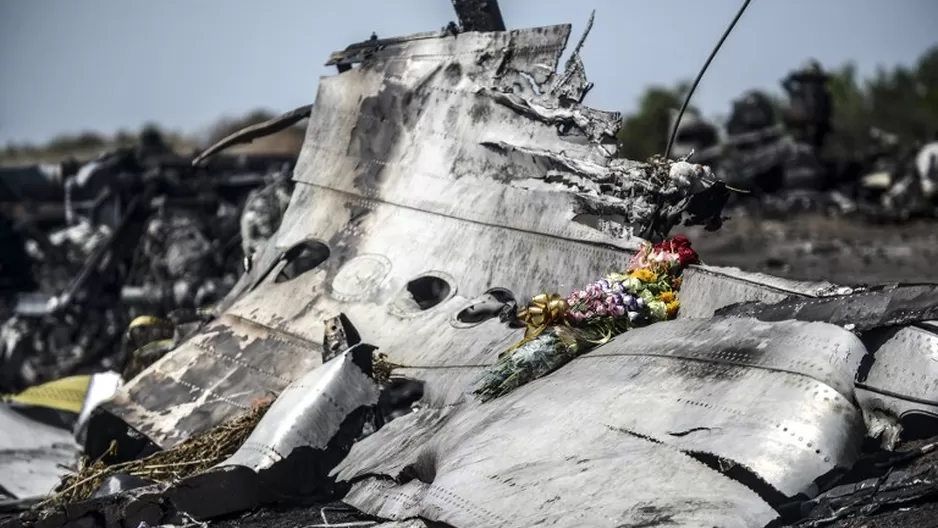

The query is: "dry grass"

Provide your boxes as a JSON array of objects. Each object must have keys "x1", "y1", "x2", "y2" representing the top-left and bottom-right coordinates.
[{"x1": 39, "y1": 399, "x2": 272, "y2": 508}]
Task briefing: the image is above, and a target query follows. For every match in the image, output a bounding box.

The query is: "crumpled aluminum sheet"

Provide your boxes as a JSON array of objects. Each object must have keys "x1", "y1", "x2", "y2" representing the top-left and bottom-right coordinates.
[
  {"x1": 0, "y1": 406, "x2": 78, "y2": 499},
  {"x1": 221, "y1": 344, "x2": 380, "y2": 470},
  {"x1": 100, "y1": 24, "x2": 673, "y2": 449},
  {"x1": 334, "y1": 317, "x2": 866, "y2": 526}
]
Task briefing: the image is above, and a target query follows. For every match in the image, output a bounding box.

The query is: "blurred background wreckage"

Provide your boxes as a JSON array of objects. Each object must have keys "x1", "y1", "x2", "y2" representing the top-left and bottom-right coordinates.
[{"x1": 3, "y1": 1, "x2": 938, "y2": 527}]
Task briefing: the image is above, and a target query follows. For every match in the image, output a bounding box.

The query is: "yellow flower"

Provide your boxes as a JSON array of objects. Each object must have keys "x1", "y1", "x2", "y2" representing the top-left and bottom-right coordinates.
[
  {"x1": 666, "y1": 300, "x2": 680, "y2": 318},
  {"x1": 657, "y1": 291, "x2": 676, "y2": 303},
  {"x1": 630, "y1": 269, "x2": 657, "y2": 283}
]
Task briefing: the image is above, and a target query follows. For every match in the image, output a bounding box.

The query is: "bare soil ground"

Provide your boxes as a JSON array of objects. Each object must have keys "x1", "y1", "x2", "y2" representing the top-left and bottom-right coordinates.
[{"x1": 676, "y1": 212, "x2": 938, "y2": 285}]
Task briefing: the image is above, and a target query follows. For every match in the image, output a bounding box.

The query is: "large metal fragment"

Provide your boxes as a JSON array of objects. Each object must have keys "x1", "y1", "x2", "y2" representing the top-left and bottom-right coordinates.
[
  {"x1": 715, "y1": 283, "x2": 938, "y2": 331},
  {"x1": 678, "y1": 265, "x2": 938, "y2": 441},
  {"x1": 855, "y1": 321, "x2": 938, "y2": 437},
  {"x1": 677, "y1": 264, "x2": 838, "y2": 319},
  {"x1": 222, "y1": 343, "x2": 380, "y2": 471},
  {"x1": 97, "y1": 23, "x2": 717, "y2": 450},
  {"x1": 333, "y1": 317, "x2": 867, "y2": 525}
]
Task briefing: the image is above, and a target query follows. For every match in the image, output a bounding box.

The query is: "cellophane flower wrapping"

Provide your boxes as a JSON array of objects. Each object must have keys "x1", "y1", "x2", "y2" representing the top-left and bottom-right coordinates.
[{"x1": 473, "y1": 235, "x2": 700, "y2": 401}]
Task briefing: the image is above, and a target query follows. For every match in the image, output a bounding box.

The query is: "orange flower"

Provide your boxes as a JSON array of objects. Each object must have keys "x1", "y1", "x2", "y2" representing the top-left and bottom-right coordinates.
[
  {"x1": 630, "y1": 269, "x2": 657, "y2": 283},
  {"x1": 657, "y1": 291, "x2": 676, "y2": 303},
  {"x1": 666, "y1": 300, "x2": 680, "y2": 318}
]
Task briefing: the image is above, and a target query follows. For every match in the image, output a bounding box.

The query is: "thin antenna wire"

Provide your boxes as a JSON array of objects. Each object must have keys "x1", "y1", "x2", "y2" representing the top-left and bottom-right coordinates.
[{"x1": 665, "y1": 0, "x2": 754, "y2": 159}]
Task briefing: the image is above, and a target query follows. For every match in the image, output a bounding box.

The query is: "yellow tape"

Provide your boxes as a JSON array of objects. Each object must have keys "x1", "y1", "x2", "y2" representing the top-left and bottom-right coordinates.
[{"x1": 1, "y1": 374, "x2": 92, "y2": 414}]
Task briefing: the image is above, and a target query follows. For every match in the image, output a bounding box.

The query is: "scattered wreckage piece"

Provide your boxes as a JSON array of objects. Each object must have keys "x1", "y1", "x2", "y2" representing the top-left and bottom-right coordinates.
[
  {"x1": 92, "y1": 22, "x2": 721, "y2": 454},
  {"x1": 677, "y1": 264, "x2": 938, "y2": 451},
  {"x1": 714, "y1": 283, "x2": 938, "y2": 332},
  {"x1": 333, "y1": 317, "x2": 865, "y2": 528},
  {"x1": 0, "y1": 149, "x2": 296, "y2": 395},
  {"x1": 785, "y1": 440, "x2": 938, "y2": 528},
  {"x1": 0, "y1": 406, "x2": 79, "y2": 501}
]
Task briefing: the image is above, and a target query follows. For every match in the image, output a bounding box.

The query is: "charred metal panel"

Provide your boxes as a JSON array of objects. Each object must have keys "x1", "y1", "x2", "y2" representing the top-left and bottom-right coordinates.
[
  {"x1": 101, "y1": 314, "x2": 322, "y2": 448},
  {"x1": 680, "y1": 266, "x2": 938, "y2": 440},
  {"x1": 677, "y1": 264, "x2": 838, "y2": 319},
  {"x1": 715, "y1": 284, "x2": 938, "y2": 331},
  {"x1": 101, "y1": 25, "x2": 690, "y2": 448},
  {"x1": 343, "y1": 433, "x2": 777, "y2": 527}
]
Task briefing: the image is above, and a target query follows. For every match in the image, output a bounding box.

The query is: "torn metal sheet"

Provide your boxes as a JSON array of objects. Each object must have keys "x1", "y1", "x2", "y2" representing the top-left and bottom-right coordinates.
[
  {"x1": 342, "y1": 420, "x2": 777, "y2": 528},
  {"x1": 789, "y1": 442, "x2": 938, "y2": 527},
  {"x1": 0, "y1": 406, "x2": 78, "y2": 499},
  {"x1": 677, "y1": 264, "x2": 838, "y2": 319},
  {"x1": 714, "y1": 283, "x2": 938, "y2": 332},
  {"x1": 96, "y1": 314, "x2": 324, "y2": 448},
  {"x1": 98, "y1": 24, "x2": 721, "y2": 449},
  {"x1": 222, "y1": 343, "x2": 380, "y2": 471},
  {"x1": 678, "y1": 266, "x2": 938, "y2": 443},
  {"x1": 855, "y1": 322, "x2": 938, "y2": 437},
  {"x1": 333, "y1": 317, "x2": 865, "y2": 526}
]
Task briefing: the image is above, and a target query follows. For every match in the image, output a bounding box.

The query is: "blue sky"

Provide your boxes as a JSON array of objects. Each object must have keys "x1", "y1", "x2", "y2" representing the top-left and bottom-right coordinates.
[{"x1": 1, "y1": 0, "x2": 936, "y2": 144}]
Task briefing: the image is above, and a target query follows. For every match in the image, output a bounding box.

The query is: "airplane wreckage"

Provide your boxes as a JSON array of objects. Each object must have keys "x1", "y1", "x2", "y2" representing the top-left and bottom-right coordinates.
[{"x1": 4, "y1": 3, "x2": 938, "y2": 528}]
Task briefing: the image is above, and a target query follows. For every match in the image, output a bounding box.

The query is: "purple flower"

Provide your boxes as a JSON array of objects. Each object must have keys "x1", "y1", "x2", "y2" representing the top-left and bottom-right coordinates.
[
  {"x1": 611, "y1": 304, "x2": 626, "y2": 317},
  {"x1": 627, "y1": 310, "x2": 641, "y2": 322},
  {"x1": 597, "y1": 279, "x2": 612, "y2": 293},
  {"x1": 568, "y1": 311, "x2": 585, "y2": 323},
  {"x1": 589, "y1": 300, "x2": 606, "y2": 315},
  {"x1": 612, "y1": 281, "x2": 627, "y2": 294},
  {"x1": 586, "y1": 283, "x2": 603, "y2": 299}
]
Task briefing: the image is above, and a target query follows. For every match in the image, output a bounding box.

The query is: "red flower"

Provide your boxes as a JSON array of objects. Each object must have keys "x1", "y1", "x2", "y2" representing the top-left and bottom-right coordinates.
[
  {"x1": 670, "y1": 235, "x2": 691, "y2": 249},
  {"x1": 677, "y1": 246, "x2": 699, "y2": 267}
]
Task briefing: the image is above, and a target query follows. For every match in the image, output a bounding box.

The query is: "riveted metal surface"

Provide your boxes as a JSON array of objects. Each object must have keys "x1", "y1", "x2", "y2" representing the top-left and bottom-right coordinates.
[
  {"x1": 857, "y1": 323, "x2": 938, "y2": 420},
  {"x1": 334, "y1": 317, "x2": 866, "y2": 527},
  {"x1": 221, "y1": 346, "x2": 380, "y2": 470}
]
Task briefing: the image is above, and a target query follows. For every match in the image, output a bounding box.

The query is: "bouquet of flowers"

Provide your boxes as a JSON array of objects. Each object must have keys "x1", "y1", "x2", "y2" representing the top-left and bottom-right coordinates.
[{"x1": 473, "y1": 236, "x2": 700, "y2": 402}]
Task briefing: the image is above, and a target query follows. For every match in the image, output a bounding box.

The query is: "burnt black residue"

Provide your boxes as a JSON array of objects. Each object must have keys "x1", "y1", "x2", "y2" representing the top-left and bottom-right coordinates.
[
  {"x1": 615, "y1": 504, "x2": 678, "y2": 527},
  {"x1": 686, "y1": 451, "x2": 789, "y2": 511},
  {"x1": 444, "y1": 62, "x2": 463, "y2": 85},
  {"x1": 469, "y1": 98, "x2": 492, "y2": 124}
]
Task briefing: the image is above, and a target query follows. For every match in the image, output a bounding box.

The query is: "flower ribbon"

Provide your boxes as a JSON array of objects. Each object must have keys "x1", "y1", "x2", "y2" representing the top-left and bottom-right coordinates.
[{"x1": 500, "y1": 293, "x2": 568, "y2": 358}]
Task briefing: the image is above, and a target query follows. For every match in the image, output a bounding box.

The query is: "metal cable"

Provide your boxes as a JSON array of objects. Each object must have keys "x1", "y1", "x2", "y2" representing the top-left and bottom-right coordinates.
[{"x1": 665, "y1": 0, "x2": 754, "y2": 159}]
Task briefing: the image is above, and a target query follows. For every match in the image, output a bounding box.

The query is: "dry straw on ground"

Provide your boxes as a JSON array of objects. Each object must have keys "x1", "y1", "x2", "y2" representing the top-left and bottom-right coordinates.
[{"x1": 40, "y1": 399, "x2": 272, "y2": 508}]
